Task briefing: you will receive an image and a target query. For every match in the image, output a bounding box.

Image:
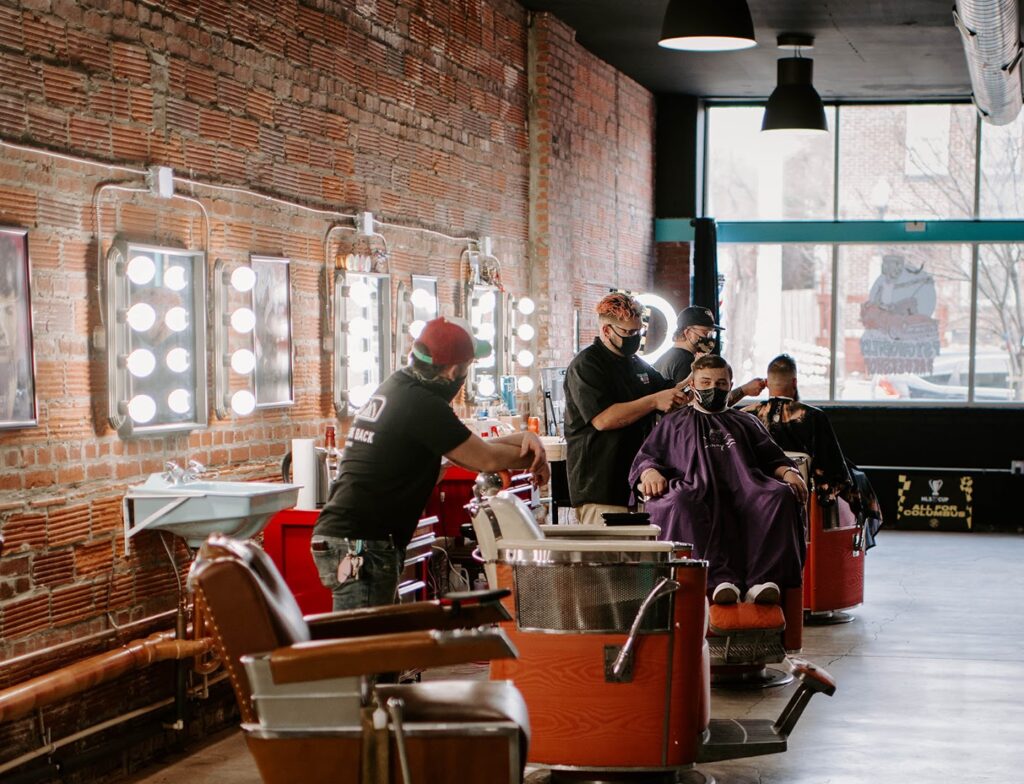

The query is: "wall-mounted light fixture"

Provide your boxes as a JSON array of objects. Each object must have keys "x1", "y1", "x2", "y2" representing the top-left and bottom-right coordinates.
[
  {"x1": 106, "y1": 238, "x2": 207, "y2": 437},
  {"x1": 213, "y1": 255, "x2": 294, "y2": 418},
  {"x1": 658, "y1": 0, "x2": 757, "y2": 52},
  {"x1": 335, "y1": 269, "x2": 392, "y2": 412},
  {"x1": 761, "y1": 34, "x2": 829, "y2": 135},
  {"x1": 467, "y1": 283, "x2": 503, "y2": 401},
  {"x1": 636, "y1": 292, "x2": 678, "y2": 365},
  {"x1": 508, "y1": 295, "x2": 537, "y2": 395},
  {"x1": 396, "y1": 274, "x2": 438, "y2": 365}
]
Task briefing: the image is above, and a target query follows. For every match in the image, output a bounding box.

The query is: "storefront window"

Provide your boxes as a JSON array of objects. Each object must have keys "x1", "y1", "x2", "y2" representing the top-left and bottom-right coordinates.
[
  {"x1": 975, "y1": 244, "x2": 1024, "y2": 402},
  {"x1": 978, "y1": 113, "x2": 1024, "y2": 219},
  {"x1": 706, "y1": 106, "x2": 835, "y2": 221},
  {"x1": 718, "y1": 244, "x2": 832, "y2": 400},
  {"x1": 835, "y1": 244, "x2": 972, "y2": 402},
  {"x1": 837, "y1": 104, "x2": 976, "y2": 220}
]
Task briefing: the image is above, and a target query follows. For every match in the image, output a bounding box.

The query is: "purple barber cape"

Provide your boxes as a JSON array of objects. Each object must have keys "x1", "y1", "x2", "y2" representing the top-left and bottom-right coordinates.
[{"x1": 629, "y1": 407, "x2": 806, "y2": 592}]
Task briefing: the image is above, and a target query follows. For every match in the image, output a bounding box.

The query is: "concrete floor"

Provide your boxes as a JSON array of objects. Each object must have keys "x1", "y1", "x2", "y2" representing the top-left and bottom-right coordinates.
[{"x1": 121, "y1": 530, "x2": 1024, "y2": 784}]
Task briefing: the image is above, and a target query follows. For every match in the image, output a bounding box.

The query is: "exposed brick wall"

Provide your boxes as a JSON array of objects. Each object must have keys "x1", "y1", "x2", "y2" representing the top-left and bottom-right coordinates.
[
  {"x1": 529, "y1": 12, "x2": 655, "y2": 368},
  {"x1": 654, "y1": 240, "x2": 691, "y2": 314},
  {"x1": 0, "y1": 0, "x2": 658, "y2": 777}
]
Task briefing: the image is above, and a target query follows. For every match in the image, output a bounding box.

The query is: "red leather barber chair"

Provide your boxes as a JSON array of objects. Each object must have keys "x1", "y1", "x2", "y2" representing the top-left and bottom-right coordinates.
[
  {"x1": 471, "y1": 490, "x2": 835, "y2": 783},
  {"x1": 788, "y1": 452, "x2": 866, "y2": 625},
  {"x1": 188, "y1": 534, "x2": 530, "y2": 784}
]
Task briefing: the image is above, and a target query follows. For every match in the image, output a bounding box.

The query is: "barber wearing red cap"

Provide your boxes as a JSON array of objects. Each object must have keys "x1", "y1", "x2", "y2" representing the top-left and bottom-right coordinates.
[{"x1": 312, "y1": 316, "x2": 550, "y2": 611}]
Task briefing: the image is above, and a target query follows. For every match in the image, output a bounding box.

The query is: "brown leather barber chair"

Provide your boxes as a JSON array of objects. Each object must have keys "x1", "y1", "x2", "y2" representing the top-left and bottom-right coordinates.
[{"x1": 188, "y1": 534, "x2": 530, "y2": 784}]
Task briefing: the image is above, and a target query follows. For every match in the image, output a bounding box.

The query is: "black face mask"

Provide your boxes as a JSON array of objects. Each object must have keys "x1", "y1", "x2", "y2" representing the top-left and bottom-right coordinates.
[
  {"x1": 692, "y1": 334, "x2": 717, "y2": 354},
  {"x1": 610, "y1": 330, "x2": 642, "y2": 357},
  {"x1": 435, "y1": 374, "x2": 468, "y2": 402},
  {"x1": 694, "y1": 386, "x2": 729, "y2": 412}
]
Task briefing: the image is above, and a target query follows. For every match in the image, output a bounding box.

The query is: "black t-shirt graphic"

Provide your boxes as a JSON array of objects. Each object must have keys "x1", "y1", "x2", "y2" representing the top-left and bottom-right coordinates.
[
  {"x1": 314, "y1": 368, "x2": 471, "y2": 548},
  {"x1": 563, "y1": 338, "x2": 672, "y2": 507}
]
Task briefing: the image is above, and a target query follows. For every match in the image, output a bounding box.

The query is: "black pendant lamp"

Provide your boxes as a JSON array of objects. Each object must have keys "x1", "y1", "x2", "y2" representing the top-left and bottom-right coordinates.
[
  {"x1": 762, "y1": 35, "x2": 828, "y2": 134},
  {"x1": 658, "y1": 0, "x2": 757, "y2": 52}
]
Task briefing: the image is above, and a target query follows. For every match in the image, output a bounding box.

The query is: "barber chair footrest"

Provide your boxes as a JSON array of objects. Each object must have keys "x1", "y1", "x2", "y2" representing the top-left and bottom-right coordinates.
[
  {"x1": 708, "y1": 635, "x2": 786, "y2": 665},
  {"x1": 696, "y1": 718, "x2": 786, "y2": 763}
]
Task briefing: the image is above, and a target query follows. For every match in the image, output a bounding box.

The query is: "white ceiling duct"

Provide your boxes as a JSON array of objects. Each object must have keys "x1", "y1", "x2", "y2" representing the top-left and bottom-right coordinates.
[{"x1": 953, "y1": 0, "x2": 1023, "y2": 125}]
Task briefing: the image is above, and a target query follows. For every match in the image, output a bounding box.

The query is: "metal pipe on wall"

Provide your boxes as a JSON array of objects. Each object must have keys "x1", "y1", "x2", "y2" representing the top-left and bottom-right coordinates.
[
  {"x1": 0, "y1": 631, "x2": 211, "y2": 724},
  {"x1": 954, "y1": 0, "x2": 1023, "y2": 125}
]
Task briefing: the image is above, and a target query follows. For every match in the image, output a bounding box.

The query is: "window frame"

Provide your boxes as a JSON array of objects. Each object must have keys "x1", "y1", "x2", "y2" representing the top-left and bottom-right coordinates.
[{"x1": 661, "y1": 100, "x2": 1024, "y2": 407}]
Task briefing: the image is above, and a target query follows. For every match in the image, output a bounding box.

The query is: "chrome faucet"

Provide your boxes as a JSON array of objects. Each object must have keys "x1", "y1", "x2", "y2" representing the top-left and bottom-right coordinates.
[
  {"x1": 163, "y1": 461, "x2": 187, "y2": 485},
  {"x1": 184, "y1": 460, "x2": 206, "y2": 482},
  {"x1": 162, "y1": 460, "x2": 206, "y2": 485}
]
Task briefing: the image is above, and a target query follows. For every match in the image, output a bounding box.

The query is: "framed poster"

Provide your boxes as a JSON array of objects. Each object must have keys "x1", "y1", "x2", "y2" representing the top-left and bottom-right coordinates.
[
  {"x1": 251, "y1": 255, "x2": 294, "y2": 408},
  {"x1": 0, "y1": 227, "x2": 37, "y2": 429}
]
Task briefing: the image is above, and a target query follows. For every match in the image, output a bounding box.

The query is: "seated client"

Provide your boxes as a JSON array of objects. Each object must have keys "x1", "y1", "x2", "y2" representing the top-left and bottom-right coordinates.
[
  {"x1": 744, "y1": 353, "x2": 883, "y2": 548},
  {"x1": 629, "y1": 354, "x2": 807, "y2": 605}
]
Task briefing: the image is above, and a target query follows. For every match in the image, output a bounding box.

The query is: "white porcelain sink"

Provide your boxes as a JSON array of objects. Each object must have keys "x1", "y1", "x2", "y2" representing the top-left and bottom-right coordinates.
[{"x1": 123, "y1": 473, "x2": 301, "y2": 550}]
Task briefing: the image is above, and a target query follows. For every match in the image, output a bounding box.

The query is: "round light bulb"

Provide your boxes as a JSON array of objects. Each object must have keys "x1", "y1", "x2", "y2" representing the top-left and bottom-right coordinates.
[
  {"x1": 349, "y1": 281, "x2": 372, "y2": 308},
  {"x1": 478, "y1": 291, "x2": 496, "y2": 313},
  {"x1": 166, "y1": 347, "x2": 190, "y2": 373},
  {"x1": 477, "y1": 377, "x2": 496, "y2": 397},
  {"x1": 477, "y1": 353, "x2": 495, "y2": 369},
  {"x1": 126, "y1": 255, "x2": 155, "y2": 285},
  {"x1": 125, "y1": 303, "x2": 156, "y2": 332},
  {"x1": 231, "y1": 349, "x2": 256, "y2": 374},
  {"x1": 516, "y1": 323, "x2": 535, "y2": 341},
  {"x1": 348, "y1": 317, "x2": 373, "y2": 339},
  {"x1": 231, "y1": 307, "x2": 256, "y2": 334},
  {"x1": 230, "y1": 266, "x2": 256, "y2": 292},
  {"x1": 127, "y1": 394, "x2": 156, "y2": 423},
  {"x1": 409, "y1": 319, "x2": 426, "y2": 338},
  {"x1": 165, "y1": 306, "x2": 189, "y2": 332},
  {"x1": 517, "y1": 297, "x2": 535, "y2": 315},
  {"x1": 348, "y1": 383, "x2": 375, "y2": 409},
  {"x1": 516, "y1": 376, "x2": 535, "y2": 393},
  {"x1": 476, "y1": 322, "x2": 495, "y2": 341},
  {"x1": 167, "y1": 388, "x2": 191, "y2": 414},
  {"x1": 410, "y1": 288, "x2": 435, "y2": 310},
  {"x1": 516, "y1": 349, "x2": 535, "y2": 368},
  {"x1": 164, "y1": 265, "x2": 188, "y2": 291},
  {"x1": 126, "y1": 348, "x2": 156, "y2": 378},
  {"x1": 231, "y1": 389, "x2": 256, "y2": 415}
]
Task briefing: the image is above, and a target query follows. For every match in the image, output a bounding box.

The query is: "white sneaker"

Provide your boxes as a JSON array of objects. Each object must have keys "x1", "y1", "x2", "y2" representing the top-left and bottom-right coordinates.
[
  {"x1": 745, "y1": 582, "x2": 781, "y2": 605},
  {"x1": 712, "y1": 582, "x2": 740, "y2": 605}
]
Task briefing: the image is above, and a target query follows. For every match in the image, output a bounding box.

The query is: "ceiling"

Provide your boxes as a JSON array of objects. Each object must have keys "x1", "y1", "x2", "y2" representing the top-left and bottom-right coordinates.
[{"x1": 518, "y1": 1, "x2": 981, "y2": 100}]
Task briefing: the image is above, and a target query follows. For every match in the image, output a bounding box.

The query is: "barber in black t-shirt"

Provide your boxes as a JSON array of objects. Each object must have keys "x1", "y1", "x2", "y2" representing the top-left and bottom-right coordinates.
[
  {"x1": 563, "y1": 293, "x2": 688, "y2": 524},
  {"x1": 655, "y1": 305, "x2": 766, "y2": 405},
  {"x1": 312, "y1": 316, "x2": 550, "y2": 611}
]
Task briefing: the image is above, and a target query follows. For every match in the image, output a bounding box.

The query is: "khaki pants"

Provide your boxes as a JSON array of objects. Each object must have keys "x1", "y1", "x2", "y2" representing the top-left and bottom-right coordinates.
[{"x1": 574, "y1": 503, "x2": 629, "y2": 525}]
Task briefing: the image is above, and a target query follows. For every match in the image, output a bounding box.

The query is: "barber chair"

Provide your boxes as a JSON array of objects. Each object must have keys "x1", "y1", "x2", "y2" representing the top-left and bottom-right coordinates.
[
  {"x1": 468, "y1": 490, "x2": 835, "y2": 782},
  {"x1": 787, "y1": 452, "x2": 866, "y2": 625},
  {"x1": 187, "y1": 534, "x2": 530, "y2": 784}
]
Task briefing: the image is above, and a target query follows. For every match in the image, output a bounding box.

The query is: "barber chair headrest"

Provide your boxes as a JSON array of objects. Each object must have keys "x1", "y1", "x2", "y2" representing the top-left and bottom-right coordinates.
[{"x1": 190, "y1": 534, "x2": 311, "y2": 646}]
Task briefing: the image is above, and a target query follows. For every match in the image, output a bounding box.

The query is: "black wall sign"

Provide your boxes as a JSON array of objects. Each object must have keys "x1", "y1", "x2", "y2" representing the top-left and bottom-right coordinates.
[{"x1": 896, "y1": 473, "x2": 973, "y2": 531}]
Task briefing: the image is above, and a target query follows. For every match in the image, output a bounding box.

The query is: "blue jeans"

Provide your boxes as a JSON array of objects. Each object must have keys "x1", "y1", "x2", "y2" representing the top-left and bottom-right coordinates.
[{"x1": 310, "y1": 535, "x2": 405, "y2": 611}]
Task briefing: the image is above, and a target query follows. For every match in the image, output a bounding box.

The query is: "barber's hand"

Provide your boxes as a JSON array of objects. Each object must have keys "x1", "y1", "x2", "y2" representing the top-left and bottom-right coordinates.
[
  {"x1": 675, "y1": 379, "x2": 694, "y2": 403},
  {"x1": 518, "y1": 431, "x2": 545, "y2": 473},
  {"x1": 739, "y1": 377, "x2": 767, "y2": 398},
  {"x1": 653, "y1": 386, "x2": 688, "y2": 413},
  {"x1": 782, "y1": 469, "x2": 808, "y2": 505},
  {"x1": 639, "y1": 468, "x2": 668, "y2": 499}
]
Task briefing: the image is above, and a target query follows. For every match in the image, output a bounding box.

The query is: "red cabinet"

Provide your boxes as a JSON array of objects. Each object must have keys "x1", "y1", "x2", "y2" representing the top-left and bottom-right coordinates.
[{"x1": 263, "y1": 509, "x2": 437, "y2": 615}]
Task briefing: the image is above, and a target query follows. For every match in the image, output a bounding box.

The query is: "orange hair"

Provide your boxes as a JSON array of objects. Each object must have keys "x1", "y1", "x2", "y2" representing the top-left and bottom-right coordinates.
[{"x1": 596, "y1": 292, "x2": 643, "y2": 323}]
